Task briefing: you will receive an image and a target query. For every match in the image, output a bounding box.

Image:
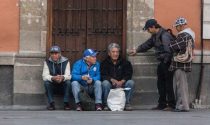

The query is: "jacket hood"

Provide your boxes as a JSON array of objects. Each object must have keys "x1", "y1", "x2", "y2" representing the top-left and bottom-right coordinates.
[
  {"x1": 179, "y1": 28, "x2": 195, "y2": 41},
  {"x1": 49, "y1": 56, "x2": 68, "y2": 64}
]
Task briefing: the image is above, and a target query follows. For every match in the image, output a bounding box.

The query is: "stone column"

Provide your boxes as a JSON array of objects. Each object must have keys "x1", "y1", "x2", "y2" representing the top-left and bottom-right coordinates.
[
  {"x1": 126, "y1": 0, "x2": 158, "y2": 107},
  {"x1": 13, "y1": 0, "x2": 47, "y2": 106}
]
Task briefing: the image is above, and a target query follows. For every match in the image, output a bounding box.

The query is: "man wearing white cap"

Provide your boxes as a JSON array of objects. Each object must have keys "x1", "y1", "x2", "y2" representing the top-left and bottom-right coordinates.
[
  {"x1": 71, "y1": 49, "x2": 102, "y2": 111},
  {"x1": 169, "y1": 17, "x2": 195, "y2": 112}
]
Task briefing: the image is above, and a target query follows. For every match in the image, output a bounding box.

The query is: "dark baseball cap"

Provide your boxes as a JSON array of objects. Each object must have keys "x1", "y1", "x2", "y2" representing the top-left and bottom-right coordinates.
[
  {"x1": 50, "y1": 46, "x2": 61, "y2": 53},
  {"x1": 143, "y1": 19, "x2": 158, "y2": 31}
]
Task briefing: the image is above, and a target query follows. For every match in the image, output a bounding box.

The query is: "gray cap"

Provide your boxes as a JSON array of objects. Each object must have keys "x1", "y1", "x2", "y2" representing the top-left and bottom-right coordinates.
[{"x1": 50, "y1": 46, "x2": 61, "y2": 53}]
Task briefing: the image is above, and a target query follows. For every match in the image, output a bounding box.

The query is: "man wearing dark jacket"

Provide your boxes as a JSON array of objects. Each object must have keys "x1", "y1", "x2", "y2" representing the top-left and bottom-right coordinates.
[
  {"x1": 129, "y1": 19, "x2": 175, "y2": 110},
  {"x1": 101, "y1": 43, "x2": 134, "y2": 111},
  {"x1": 42, "y1": 46, "x2": 71, "y2": 110}
]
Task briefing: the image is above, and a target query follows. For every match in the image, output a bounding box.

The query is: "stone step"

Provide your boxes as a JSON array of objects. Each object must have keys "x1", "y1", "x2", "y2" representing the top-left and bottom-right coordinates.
[
  {"x1": 132, "y1": 91, "x2": 159, "y2": 105},
  {"x1": 133, "y1": 76, "x2": 157, "y2": 92},
  {"x1": 132, "y1": 64, "x2": 157, "y2": 77}
]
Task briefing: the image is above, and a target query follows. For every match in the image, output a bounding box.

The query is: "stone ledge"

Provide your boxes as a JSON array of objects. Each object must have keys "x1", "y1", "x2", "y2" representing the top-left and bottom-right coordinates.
[
  {"x1": 16, "y1": 51, "x2": 46, "y2": 58},
  {"x1": 127, "y1": 50, "x2": 210, "y2": 64},
  {"x1": 0, "y1": 52, "x2": 16, "y2": 65}
]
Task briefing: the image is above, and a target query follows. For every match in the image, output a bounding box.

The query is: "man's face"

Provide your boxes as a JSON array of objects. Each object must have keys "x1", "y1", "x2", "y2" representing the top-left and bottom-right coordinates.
[
  {"x1": 175, "y1": 25, "x2": 183, "y2": 32},
  {"x1": 50, "y1": 52, "x2": 61, "y2": 62},
  {"x1": 147, "y1": 26, "x2": 156, "y2": 34},
  {"x1": 86, "y1": 56, "x2": 97, "y2": 65},
  {"x1": 108, "y1": 47, "x2": 120, "y2": 61}
]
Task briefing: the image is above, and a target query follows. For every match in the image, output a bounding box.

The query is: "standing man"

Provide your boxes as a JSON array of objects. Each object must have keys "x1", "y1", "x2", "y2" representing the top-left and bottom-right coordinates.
[
  {"x1": 129, "y1": 19, "x2": 175, "y2": 110},
  {"x1": 71, "y1": 49, "x2": 102, "y2": 111},
  {"x1": 169, "y1": 17, "x2": 195, "y2": 112},
  {"x1": 101, "y1": 43, "x2": 135, "y2": 111},
  {"x1": 42, "y1": 46, "x2": 71, "y2": 110}
]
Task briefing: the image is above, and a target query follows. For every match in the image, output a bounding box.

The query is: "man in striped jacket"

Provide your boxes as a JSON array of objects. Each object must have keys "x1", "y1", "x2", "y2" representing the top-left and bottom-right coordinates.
[{"x1": 169, "y1": 17, "x2": 195, "y2": 112}]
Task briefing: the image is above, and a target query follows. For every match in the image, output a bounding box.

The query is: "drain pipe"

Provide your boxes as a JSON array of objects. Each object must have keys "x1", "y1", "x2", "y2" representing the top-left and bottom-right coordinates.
[{"x1": 193, "y1": 0, "x2": 204, "y2": 108}]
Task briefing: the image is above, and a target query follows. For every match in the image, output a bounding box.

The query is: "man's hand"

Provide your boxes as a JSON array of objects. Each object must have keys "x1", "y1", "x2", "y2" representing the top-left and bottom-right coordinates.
[
  {"x1": 116, "y1": 80, "x2": 125, "y2": 88},
  {"x1": 51, "y1": 75, "x2": 64, "y2": 83},
  {"x1": 110, "y1": 78, "x2": 118, "y2": 86},
  {"x1": 128, "y1": 49, "x2": 137, "y2": 56},
  {"x1": 82, "y1": 75, "x2": 89, "y2": 81},
  {"x1": 111, "y1": 79, "x2": 125, "y2": 88}
]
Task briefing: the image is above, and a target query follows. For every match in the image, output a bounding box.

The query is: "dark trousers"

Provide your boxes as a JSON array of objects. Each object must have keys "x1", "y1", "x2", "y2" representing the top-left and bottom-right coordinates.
[
  {"x1": 157, "y1": 62, "x2": 175, "y2": 108},
  {"x1": 44, "y1": 80, "x2": 71, "y2": 104}
]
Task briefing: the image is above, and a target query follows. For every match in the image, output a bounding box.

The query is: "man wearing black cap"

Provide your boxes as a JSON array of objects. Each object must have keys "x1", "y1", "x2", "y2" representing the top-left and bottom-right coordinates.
[
  {"x1": 129, "y1": 19, "x2": 175, "y2": 111},
  {"x1": 42, "y1": 45, "x2": 71, "y2": 110}
]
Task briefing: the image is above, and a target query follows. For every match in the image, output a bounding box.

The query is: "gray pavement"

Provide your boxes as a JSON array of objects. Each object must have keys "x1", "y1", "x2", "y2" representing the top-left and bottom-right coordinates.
[{"x1": 0, "y1": 110, "x2": 210, "y2": 125}]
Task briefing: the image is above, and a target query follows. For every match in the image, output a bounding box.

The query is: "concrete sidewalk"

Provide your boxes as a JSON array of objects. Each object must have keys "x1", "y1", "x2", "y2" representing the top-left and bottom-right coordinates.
[{"x1": 0, "y1": 110, "x2": 210, "y2": 125}]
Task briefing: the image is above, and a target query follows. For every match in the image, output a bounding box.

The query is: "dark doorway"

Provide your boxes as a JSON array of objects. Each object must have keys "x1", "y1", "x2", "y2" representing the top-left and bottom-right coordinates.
[{"x1": 48, "y1": 0, "x2": 127, "y2": 63}]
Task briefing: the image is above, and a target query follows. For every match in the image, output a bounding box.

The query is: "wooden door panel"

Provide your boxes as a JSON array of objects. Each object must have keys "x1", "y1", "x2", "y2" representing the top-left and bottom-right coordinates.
[
  {"x1": 50, "y1": 0, "x2": 125, "y2": 63},
  {"x1": 86, "y1": 0, "x2": 123, "y2": 61}
]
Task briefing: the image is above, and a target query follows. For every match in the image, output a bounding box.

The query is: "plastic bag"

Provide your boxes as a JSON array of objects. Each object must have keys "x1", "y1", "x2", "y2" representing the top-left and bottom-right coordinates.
[{"x1": 107, "y1": 88, "x2": 126, "y2": 111}]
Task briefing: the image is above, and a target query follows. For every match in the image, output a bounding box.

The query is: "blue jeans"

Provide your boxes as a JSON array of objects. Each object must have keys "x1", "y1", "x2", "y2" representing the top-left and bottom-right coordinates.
[
  {"x1": 44, "y1": 80, "x2": 71, "y2": 104},
  {"x1": 71, "y1": 80, "x2": 102, "y2": 104},
  {"x1": 102, "y1": 80, "x2": 135, "y2": 105}
]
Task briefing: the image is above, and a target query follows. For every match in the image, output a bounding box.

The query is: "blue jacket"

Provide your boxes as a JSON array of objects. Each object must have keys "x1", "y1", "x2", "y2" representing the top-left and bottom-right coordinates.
[{"x1": 71, "y1": 59, "x2": 100, "y2": 86}]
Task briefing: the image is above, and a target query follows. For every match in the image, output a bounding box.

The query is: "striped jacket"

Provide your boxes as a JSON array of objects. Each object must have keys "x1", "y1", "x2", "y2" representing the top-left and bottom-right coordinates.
[{"x1": 169, "y1": 28, "x2": 195, "y2": 72}]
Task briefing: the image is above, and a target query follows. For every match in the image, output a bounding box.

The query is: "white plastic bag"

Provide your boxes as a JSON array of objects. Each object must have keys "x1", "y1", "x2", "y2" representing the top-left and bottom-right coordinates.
[{"x1": 107, "y1": 88, "x2": 126, "y2": 111}]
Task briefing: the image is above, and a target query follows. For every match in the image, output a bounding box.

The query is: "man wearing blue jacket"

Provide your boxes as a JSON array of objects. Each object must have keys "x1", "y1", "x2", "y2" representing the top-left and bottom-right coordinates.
[{"x1": 71, "y1": 49, "x2": 102, "y2": 111}]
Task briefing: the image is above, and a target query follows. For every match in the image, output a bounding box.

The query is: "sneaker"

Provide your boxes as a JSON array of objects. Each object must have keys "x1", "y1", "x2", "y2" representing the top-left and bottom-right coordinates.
[
  {"x1": 47, "y1": 102, "x2": 55, "y2": 110},
  {"x1": 64, "y1": 102, "x2": 71, "y2": 110},
  {"x1": 124, "y1": 104, "x2": 133, "y2": 111},
  {"x1": 76, "y1": 103, "x2": 82, "y2": 111},
  {"x1": 103, "y1": 106, "x2": 109, "y2": 111},
  {"x1": 95, "y1": 104, "x2": 102, "y2": 111}
]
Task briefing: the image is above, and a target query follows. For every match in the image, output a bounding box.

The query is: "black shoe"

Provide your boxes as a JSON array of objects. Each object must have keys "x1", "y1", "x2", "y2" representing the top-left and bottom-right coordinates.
[
  {"x1": 124, "y1": 104, "x2": 133, "y2": 111},
  {"x1": 151, "y1": 105, "x2": 166, "y2": 110},
  {"x1": 64, "y1": 102, "x2": 71, "y2": 110},
  {"x1": 76, "y1": 103, "x2": 82, "y2": 111},
  {"x1": 103, "y1": 106, "x2": 110, "y2": 111},
  {"x1": 173, "y1": 109, "x2": 189, "y2": 112},
  {"x1": 47, "y1": 102, "x2": 55, "y2": 110},
  {"x1": 162, "y1": 106, "x2": 174, "y2": 111}
]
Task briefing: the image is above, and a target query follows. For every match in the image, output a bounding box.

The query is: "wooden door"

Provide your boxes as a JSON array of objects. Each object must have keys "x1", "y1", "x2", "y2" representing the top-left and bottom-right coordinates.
[{"x1": 48, "y1": 0, "x2": 126, "y2": 63}]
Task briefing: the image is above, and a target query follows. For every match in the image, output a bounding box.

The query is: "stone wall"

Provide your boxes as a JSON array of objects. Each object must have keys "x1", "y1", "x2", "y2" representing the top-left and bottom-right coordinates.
[{"x1": 203, "y1": 0, "x2": 210, "y2": 39}]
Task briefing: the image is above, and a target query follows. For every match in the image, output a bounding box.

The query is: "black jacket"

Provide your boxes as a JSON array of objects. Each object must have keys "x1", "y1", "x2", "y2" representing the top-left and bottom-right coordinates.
[
  {"x1": 136, "y1": 28, "x2": 174, "y2": 63},
  {"x1": 101, "y1": 56, "x2": 133, "y2": 82}
]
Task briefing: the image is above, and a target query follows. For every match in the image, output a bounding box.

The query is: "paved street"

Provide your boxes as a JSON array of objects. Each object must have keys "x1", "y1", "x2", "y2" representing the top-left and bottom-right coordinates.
[{"x1": 0, "y1": 110, "x2": 210, "y2": 125}]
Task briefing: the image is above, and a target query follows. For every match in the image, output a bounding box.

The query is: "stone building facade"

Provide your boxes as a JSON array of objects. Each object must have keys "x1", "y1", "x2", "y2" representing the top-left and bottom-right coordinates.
[{"x1": 0, "y1": 0, "x2": 210, "y2": 109}]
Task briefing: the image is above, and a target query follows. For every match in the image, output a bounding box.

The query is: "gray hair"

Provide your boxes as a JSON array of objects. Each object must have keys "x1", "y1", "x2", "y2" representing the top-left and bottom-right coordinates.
[{"x1": 107, "y1": 43, "x2": 121, "y2": 52}]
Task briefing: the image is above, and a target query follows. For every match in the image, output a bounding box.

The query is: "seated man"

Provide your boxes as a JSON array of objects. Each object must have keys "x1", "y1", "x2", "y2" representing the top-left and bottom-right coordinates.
[
  {"x1": 42, "y1": 46, "x2": 71, "y2": 110},
  {"x1": 101, "y1": 43, "x2": 135, "y2": 111},
  {"x1": 71, "y1": 49, "x2": 102, "y2": 111}
]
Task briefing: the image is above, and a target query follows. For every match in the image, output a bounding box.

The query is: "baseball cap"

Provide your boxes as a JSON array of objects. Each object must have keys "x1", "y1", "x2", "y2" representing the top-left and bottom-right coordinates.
[
  {"x1": 143, "y1": 19, "x2": 158, "y2": 31},
  {"x1": 50, "y1": 46, "x2": 61, "y2": 53},
  {"x1": 173, "y1": 17, "x2": 187, "y2": 27},
  {"x1": 83, "y1": 49, "x2": 98, "y2": 57}
]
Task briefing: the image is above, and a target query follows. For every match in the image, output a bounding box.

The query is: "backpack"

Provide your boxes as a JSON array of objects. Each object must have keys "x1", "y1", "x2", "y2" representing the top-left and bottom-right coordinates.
[{"x1": 78, "y1": 87, "x2": 95, "y2": 111}]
